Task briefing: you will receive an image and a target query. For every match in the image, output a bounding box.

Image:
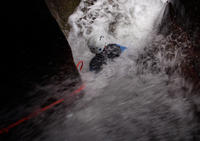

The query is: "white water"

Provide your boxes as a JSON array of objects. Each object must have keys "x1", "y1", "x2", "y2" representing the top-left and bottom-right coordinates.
[
  {"x1": 67, "y1": 0, "x2": 168, "y2": 92},
  {"x1": 42, "y1": 0, "x2": 199, "y2": 140},
  {"x1": 68, "y1": 0, "x2": 166, "y2": 68}
]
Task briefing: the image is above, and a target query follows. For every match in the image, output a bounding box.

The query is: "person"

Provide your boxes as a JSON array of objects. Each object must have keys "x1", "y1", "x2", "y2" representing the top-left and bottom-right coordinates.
[{"x1": 88, "y1": 36, "x2": 127, "y2": 73}]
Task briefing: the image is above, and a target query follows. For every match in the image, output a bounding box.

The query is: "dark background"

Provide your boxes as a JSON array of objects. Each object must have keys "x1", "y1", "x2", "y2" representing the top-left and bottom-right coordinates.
[
  {"x1": 2, "y1": 0, "x2": 79, "y2": 108},
  {"x1": 1, "y1": 1, "x2": 80, "y2": 140}
]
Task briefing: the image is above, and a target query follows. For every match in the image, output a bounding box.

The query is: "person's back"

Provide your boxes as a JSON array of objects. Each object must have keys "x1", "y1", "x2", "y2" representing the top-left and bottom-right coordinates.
[{"x1": 89, "y1": 44, "x2": 126, "y2": 72}]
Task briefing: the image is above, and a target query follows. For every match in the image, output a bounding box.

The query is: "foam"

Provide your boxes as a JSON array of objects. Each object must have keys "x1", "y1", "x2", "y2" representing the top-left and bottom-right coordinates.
[
  {"x1": 68, "y1": 0, "x2": 167, "y2": 71},
  {"x1": 36, "y1": 1, "x2": 199, "y2": 140}
]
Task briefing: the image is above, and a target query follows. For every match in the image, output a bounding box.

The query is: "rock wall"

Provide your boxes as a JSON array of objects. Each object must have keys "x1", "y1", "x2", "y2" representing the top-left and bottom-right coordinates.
[
  {"x1": 2, "y1": 0, "x2": 80, "y2": 107},
  {"x1": 159, "y1": 0, "x2": 200, "y2": 89},
  {"x1": 46, "y1": 0, "x2": 81, "y2": 36}
]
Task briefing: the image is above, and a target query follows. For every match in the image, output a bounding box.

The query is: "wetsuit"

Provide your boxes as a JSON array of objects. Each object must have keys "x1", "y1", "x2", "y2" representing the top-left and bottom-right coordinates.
[{"x1": 89, "y1": 44, "x2": 122, "y2": 72}]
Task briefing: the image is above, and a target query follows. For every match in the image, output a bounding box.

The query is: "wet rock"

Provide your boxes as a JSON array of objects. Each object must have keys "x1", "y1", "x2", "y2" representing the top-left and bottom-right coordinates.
[
  {"x1": 158, "y1": 0, "x2": 200, "y2": 89},
  {"x1": 1, "y1": 0, "x2": 81, "y2": 140},
  {"x1": 46, "y1": 0, "x2": 81, "y2": 36}
]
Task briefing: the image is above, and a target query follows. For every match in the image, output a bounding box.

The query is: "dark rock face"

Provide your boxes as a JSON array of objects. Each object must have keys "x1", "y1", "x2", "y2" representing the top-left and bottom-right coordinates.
[
  {"x1": 46, "y1": 0, "x2": 81, "y2": 35},
  {"x1": 1, "y1": 0, "x2": 81, "y2": 140},
  {"x1": 158, "y1": 0, "x2": 200, "y2": 89},
  {"x1": 174, "y1": 0, "x2": 200, "y2": 89},
  {"x1": 2, "y1": 0, "x2": 80, "y2": 106}
]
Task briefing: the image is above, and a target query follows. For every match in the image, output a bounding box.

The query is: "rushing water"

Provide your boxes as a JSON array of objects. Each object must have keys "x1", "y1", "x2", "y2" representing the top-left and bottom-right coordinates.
[{"x1": 36, "y1": 0, "x2": 200, "y2": 140}]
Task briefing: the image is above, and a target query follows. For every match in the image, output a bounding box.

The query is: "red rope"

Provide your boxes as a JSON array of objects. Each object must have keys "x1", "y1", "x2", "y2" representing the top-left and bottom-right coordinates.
[
  {"x1": 76, "y1": 60, "x2": 84, "y2": 71},
  {"x1": 0, "y1": 84, "x2": 85, "y2": 134}
]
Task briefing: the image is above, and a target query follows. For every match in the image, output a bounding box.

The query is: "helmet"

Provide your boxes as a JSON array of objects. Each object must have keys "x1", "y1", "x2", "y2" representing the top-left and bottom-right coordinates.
[{"x1": 88, "y1": 35, "x2": 107, "y2": 54}]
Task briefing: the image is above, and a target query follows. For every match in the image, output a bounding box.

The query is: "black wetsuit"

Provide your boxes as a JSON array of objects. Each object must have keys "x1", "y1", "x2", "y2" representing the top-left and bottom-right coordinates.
[{"x1": 89, "y1": 44, "x2": 122, "y2": 72}]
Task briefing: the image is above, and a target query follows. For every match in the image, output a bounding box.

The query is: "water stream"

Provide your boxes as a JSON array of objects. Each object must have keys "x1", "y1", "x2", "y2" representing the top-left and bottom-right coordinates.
[{"x1": 38, "y1": 0, "x2": 199, "y2": 140}]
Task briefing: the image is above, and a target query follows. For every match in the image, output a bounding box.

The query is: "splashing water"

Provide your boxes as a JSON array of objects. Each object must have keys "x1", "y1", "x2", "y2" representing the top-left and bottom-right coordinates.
[
  {"x1": 45, "y1": 0, "x2": 200, "y2": 141},
  {"x1": 68, "y1": 0, "x2": 166, "y2": 66}
]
